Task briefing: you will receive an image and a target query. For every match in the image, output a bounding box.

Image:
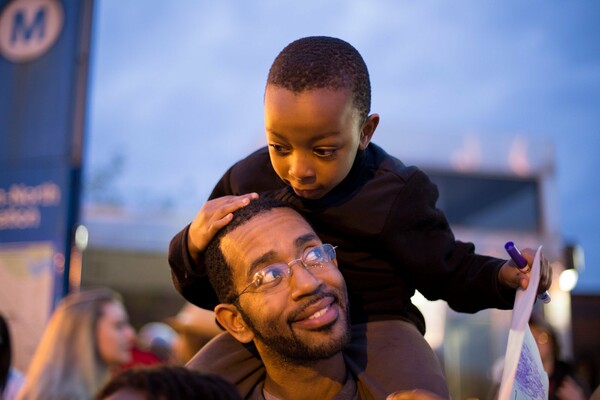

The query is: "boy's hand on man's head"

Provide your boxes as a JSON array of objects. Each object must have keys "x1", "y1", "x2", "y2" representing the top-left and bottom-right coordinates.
[
  {"x1": 187, "y1": 193, "x2": 259, "y2": 261},
  {"x1": 498, "y1": 247, "x2": 552, "y2": 294}
]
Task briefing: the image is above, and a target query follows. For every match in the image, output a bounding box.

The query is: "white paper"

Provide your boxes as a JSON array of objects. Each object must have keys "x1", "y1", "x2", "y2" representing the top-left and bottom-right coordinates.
[{"x1": 497, "y1": 246, "x2": 549, "y2": 400}]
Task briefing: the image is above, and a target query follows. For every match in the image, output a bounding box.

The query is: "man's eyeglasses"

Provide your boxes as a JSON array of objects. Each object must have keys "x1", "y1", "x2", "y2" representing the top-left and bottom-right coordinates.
[{"x1": 231, "y1": 244, "x2": 337, "y2": 301}]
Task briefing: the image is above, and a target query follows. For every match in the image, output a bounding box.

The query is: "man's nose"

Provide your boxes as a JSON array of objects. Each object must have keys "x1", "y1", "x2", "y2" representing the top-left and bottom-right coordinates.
[{"x1": 289, "y1": 262, "x2": 321, "y2": 299}]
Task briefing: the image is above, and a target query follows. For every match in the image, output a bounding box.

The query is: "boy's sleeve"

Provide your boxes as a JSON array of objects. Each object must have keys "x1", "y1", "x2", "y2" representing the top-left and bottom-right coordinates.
[
  {"x1": 168, "y1": 147, "x2": 281, "y2": 308},
  {"x1": 168, "y1": 165, "x2": 238, "y2": 309},
  {"x1": 383, "y1": 168, "x2": 515, "y2": 312},
  {"x1": 169, "y1": 224, "x2": 220, "y2": 309}
]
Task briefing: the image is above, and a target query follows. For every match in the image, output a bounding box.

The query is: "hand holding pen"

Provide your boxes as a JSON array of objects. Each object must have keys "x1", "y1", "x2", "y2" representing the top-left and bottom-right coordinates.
[{"x1": 505, "y1": 241, "x2": 552, "y2": 303}]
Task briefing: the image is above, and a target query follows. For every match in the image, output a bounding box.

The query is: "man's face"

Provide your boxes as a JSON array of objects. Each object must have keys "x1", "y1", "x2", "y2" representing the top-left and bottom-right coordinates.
[
  {"x1": 220, "y1": 207, "x2": 350, "y2": 364},
  {"x1": 264, "y1": 86, "x2": 371, "y2": 200}
]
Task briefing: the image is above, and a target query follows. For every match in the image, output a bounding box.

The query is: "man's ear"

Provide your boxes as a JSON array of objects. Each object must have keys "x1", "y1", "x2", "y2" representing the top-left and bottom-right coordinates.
[
  {"x1": 214, "y1": 304, "x2": 255, "y2": 343},
  {"x1": 359, "y1": 113, "x2": 379, "y2": 150}
]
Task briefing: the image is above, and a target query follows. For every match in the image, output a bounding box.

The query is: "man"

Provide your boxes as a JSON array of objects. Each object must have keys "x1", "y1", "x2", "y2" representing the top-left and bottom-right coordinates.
[{"x1": 190, "y1": 197, "x2": 442, "y2": 400}]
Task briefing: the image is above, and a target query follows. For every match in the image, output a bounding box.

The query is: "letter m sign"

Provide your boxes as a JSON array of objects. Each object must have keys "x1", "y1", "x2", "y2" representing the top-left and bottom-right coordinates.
[
  {"x1": 11, "y1": 4, "x2": 47, "y2": 43},
  {"x1": 0, "y1": 0, "x2": 64, "y2": 63}
]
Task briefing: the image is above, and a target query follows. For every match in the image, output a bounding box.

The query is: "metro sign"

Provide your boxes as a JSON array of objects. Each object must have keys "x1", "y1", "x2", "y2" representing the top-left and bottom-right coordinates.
[{"x1": 0, "y1": 0, "x2": 63, "y2": 63}]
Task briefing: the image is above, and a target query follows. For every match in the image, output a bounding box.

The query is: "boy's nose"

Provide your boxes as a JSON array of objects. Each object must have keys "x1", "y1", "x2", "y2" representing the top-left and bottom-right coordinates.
[{"x1": 288, "y1": 155, "x2": 315, "y2": 182}]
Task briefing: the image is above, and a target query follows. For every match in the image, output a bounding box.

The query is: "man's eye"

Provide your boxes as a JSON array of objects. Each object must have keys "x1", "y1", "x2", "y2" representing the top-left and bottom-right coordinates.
[
  {"x1": 256, "y1": 266, "x2": 286, "y2": 286},
  {"x1": 304, "y1": 247, "x2": 326, "y2": 265}
]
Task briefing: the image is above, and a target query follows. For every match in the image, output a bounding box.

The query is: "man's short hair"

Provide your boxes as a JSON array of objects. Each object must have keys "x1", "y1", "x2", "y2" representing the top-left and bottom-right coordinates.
[
  {"x1": 204, "y1": 197, "x2": 290, "y2": 304},
  {"x1": 267, "y1": 36, "x2": 371, "y2": 122}
]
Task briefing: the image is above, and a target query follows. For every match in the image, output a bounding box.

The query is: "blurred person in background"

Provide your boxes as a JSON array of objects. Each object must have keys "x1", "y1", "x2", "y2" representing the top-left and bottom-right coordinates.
[
  {"x1": 117, "y1": 321, "x2": 179, "y2": 371},
  {"x1": 136, "y1": 322, "x2": 177, "y2": 364},
  {"x1": 573, "y1": 353, "x2": 599, "y2": 399},
  {"x1": 489, "y1": 314, "x2": 591, "y2": 400},
  {"x1": 591, "y1": 385, "x2": 600, "y2": 400},
  {"x1": 17, "y1": 288, "x2": 135, "y2": 400},
  {"x1": 0, "y1": 314, "x2": 24, "y2": 400},
  {"x1": 529, "y1": 314, "x2": 590, "y2": 400},
  {"x1": 164, "y1": 302, "x2": 222, "y2": 364},
  {"x1": 116, "y1": 323, "x2": 167, "y2": 371},
  {"x1": 96, "y1": 365, "x2": 242, "y2": 400}
]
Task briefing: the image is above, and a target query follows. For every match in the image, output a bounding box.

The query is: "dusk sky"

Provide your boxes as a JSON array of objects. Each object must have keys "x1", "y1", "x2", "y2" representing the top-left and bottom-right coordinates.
[{"x1": 83, "y1": 1, "x2": 600, "y2": 292}]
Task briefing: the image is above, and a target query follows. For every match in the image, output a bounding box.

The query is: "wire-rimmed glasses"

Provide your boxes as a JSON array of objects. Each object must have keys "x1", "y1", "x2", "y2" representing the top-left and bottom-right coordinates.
[{"x1": 231, "y1": 244, "x2": 337, "y2": 302}]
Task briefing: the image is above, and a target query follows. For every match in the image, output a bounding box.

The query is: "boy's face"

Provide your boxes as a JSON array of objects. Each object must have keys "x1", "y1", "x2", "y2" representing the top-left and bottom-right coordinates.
[{"x1": 264, "y1": 86, "x2": 375, "y2": 200}]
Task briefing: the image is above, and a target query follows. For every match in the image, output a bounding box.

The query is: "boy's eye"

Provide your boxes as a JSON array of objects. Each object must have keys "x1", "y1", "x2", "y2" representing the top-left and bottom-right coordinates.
[
  {"x1": 314, "y1": 148, "x2": 336, "y2": 158},
  {"x1": 268, "y1": 144, "x2": 290, "y2": 154}
]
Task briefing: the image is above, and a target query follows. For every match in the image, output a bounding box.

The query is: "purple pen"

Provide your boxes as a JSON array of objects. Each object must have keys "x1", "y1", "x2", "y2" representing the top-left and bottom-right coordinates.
[{"x1": 505, "y1": 241, "x2": 551, "y2": 303}]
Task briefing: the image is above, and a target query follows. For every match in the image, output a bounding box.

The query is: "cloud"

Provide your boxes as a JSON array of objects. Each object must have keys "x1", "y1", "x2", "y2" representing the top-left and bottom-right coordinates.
[{"x1": 85, "y1": 1, "x2": 600, "y2": 289}]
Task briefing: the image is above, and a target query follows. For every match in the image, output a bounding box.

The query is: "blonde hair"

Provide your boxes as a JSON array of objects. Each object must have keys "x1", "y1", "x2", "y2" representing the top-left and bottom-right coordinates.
[{"x1": 17, "y1": 288, "x2": 123, "y2": 400}]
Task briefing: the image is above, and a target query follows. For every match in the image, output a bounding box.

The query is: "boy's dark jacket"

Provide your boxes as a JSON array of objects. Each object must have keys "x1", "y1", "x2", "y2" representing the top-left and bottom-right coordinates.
[{"x1": 168, "y1": 143, "x2": 514, "y2": 334}]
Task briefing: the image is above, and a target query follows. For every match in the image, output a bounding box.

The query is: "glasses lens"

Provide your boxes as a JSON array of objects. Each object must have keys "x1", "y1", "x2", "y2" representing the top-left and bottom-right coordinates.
[
  {"x1": 323, "y1": 244, "x2": 336, "y2": 260},
  {"x1": 254, "y1": 264, "x2": 288, "y2": 289},
  {"x1": 303, "y1": 244, "x2": 336, "y2": 267}
]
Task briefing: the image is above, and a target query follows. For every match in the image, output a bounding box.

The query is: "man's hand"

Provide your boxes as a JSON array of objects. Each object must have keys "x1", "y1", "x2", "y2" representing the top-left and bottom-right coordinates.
[
  {"x1": 498, "y1": 247, "x2": 552, "y2": 295},
  {"x1": 187, "y1": 193, "x2": 259, "y2": 261}
]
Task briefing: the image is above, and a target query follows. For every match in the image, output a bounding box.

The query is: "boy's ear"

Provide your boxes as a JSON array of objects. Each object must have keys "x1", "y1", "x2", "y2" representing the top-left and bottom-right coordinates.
[
  {"x1": 359, "y1": 113, "x2": 379, "y2": 150},
  {"x1": 214, "y1": 303, "x2": 255, "y2": 343}
]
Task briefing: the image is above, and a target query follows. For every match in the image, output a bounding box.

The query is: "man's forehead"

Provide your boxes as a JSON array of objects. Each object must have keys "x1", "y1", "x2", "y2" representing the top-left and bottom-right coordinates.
[
  {"x1": 221, "y1": 208, "x2": 315, "y2": 268},
  {"x1": 236, "y1": 207, "x2": 308, "y2": 235}
]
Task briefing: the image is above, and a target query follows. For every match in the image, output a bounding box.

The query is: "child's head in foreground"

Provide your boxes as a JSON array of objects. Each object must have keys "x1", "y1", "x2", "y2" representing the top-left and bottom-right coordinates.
[
  {"x1": 264, "y1": 36, "x2": 380, "y2": 200},
  {"x1": 96, "y1": 366, "x2": 241, "y2": 400}
]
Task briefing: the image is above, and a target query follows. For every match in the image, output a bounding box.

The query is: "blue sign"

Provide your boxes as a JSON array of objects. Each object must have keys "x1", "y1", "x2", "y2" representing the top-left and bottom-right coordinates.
[{"x1": 0, "y1": 0, "x2": 94, "y2": 306}]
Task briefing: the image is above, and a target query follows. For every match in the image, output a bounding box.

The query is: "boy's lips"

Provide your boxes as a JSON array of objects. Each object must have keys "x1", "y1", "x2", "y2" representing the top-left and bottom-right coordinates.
[{"x1": 293, "y1": 187, "x2": 323, "y2": 199}]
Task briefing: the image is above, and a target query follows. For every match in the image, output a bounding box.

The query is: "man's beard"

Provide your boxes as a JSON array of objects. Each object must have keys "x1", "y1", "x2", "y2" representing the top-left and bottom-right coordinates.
[{"x1": 237, "y1": 293, "x2": 351, "y2": 366}]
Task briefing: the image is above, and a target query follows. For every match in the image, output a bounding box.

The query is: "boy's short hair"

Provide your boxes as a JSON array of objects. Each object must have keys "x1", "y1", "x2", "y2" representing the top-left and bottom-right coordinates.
[
  {"x1": 267, "y1": 36, "x2": 371, "y2": 122},
  {"x1": 204, "y1": 197, "x2": 290, "y2": 304}
]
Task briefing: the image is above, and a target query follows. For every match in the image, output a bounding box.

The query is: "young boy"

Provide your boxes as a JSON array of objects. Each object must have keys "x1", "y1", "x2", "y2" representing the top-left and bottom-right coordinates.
[{"x1": 169, "y1": 36, "x2": 551, "y2": 398}]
